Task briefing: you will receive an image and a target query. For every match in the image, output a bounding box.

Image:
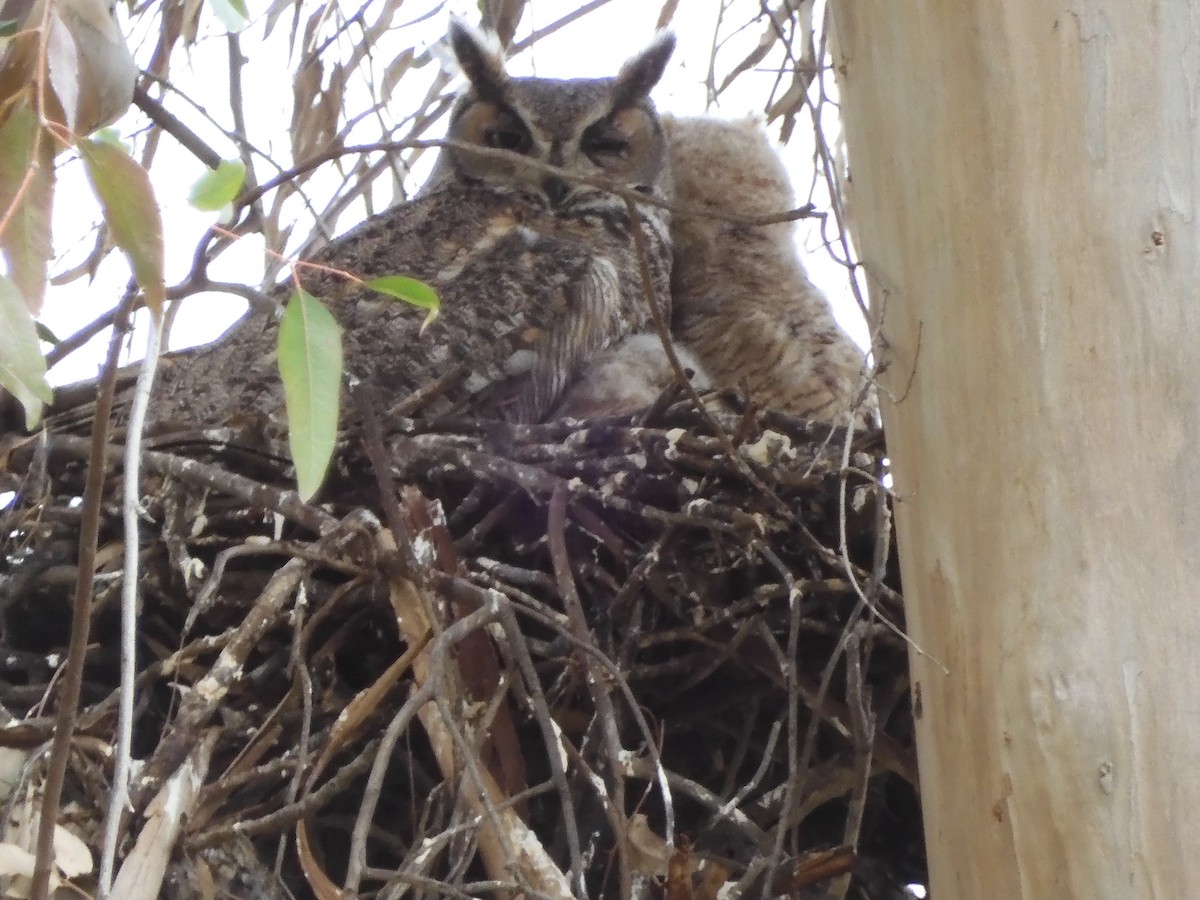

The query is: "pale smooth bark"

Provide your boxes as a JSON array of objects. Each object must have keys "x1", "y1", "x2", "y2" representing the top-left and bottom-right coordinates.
[{"x1": 830, "y1": 3, "x2": 1200, "y2": 897}]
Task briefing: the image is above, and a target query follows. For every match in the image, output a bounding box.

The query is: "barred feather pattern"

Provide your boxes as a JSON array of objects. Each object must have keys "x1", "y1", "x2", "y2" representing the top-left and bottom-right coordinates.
[
  {"x1": 134, "y1": 182, "x2": 671, "y2": 446},
  {"x1": 117, "y1": 23, "x2": 679, "y2": 445},
  {"x1": 665, "y1": 115, "x2": 875, "y2": 425}
]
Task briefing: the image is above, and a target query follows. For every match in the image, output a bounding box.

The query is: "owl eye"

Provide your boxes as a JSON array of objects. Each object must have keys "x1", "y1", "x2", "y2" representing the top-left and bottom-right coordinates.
[
  {"x1": 582, "y1": 125, "x2": 630, "y2": 161},
  {"x1": 583, "y1": 135, "x2": 630, "y2": 157},
  {"x1": 484, "y1": 126, "x2": 532, "y2": 153}
]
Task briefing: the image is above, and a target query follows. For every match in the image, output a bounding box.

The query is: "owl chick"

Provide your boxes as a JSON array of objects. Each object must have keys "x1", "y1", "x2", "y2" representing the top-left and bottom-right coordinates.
[
  {"x1": 134, "y1": 21, "x2": 678, "y2": 444},
  {"x1": 664, "y1": 115, "x2": 874, "y2": 425}
]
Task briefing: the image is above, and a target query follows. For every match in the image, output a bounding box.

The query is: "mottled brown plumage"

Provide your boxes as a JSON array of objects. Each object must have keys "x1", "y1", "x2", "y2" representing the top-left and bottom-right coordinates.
[
  {"x1": 135, "y1": 21, "x2": 677, "y2": 445},
  {"x1": 665, "y1": 115, "x2": 874, "y2": 425}
]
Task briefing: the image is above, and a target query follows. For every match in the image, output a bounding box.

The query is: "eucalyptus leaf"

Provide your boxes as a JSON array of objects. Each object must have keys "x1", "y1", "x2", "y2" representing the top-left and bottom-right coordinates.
[
  {"x1": 278, "y1": 290, "x2": 343, "y2": 501},
  {"x1": 208, "y1": 0, "x2": 250, "y2": 32},
  {"x1": 188, "y1": 160, "x2": 246, "y2": 211},
  {"x1": 34, "y1": 321, "x2": 61, "y2": 345},
  {"x1": 366, "y1": 275, "x2": 440, "y2": 333},
  {"x1": 0, "y1": 103, "x2": 54, "y2": 314},
  {"x1": 0, "y1": 276, "x2": 52, "y2": 430},
  {"x1": 78, "y1": 138, "x2": 165, "y2": 314}
]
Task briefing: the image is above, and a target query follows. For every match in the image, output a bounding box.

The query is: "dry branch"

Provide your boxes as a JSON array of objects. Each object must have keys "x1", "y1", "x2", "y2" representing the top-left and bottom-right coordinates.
[{"x1": 1, "y1": 395, "x2": 920, "y2": 897}]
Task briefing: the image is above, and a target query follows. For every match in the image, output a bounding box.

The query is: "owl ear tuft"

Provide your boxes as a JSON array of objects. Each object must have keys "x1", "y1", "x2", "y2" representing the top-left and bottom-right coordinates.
[
  {"x1": 611, "y1": 30, "x2": 675, "y2": 111},
  {"x1": 447, "y1": 16, "x2": 511, "y2": 105}
]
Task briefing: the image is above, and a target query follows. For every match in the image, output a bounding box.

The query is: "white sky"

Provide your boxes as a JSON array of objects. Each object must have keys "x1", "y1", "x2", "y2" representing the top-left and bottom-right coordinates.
[{"x1": 36, "y1": 0, "x2": 867, "y2": 387}]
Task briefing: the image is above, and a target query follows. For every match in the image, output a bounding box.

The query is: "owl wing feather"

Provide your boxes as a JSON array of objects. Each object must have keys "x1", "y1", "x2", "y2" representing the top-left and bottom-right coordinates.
[
  {"x1": 42, "y1": 23, "x2": 680, "y2": 444},
  {"x1": 115, "y1": 181, "x2": 661, "y2": 445},
  {"x1": 517, "y1": 254, "x2": 622, "y2": 422}
]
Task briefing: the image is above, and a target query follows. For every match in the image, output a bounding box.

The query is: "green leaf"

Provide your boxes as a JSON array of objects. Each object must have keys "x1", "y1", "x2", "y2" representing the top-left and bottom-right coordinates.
[
  {"x1": 35, "y1": 321, "x2": 61, "y2": 345},
  {"x1": 277, "y1": 289, "x2": 343, "y2": 501},
  {"x1": 208, "y1": 0, "x2": 250, "y2": 32},
  {"x1": 0, "y1": 103, "x2": 54, "y2": 314},
  {"x1": 0, "y1": 275, "x2": 52, "y2": 429},
  {"x1": 188, "y1": 160, "x2": 246, "y2": 211},
  {"x1": 365, "y1": 275, "x2": 440, "y2": 333},
  {"x1": 0, "y1": 18, "x2": 19, "y2": 38},
  {"x1": 78, "y1": 138, "x2": 165, "y2": 315},
  {"x1": 90, "y1": 127, "x2": 126, "y2": 148}
]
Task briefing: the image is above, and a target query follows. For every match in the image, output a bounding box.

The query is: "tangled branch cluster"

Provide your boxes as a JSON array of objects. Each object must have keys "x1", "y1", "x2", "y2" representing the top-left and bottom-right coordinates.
[{"x1": 1, "y1": 398, "x2": 922, "y2": 898}]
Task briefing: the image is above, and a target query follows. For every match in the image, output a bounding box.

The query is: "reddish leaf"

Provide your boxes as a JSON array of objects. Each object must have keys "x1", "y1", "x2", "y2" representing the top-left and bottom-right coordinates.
[
  {"x1": 44, "y1": 8, "x2": 80, "y2": 133},
  {"x1": 0, "y1": 103, "x2": 54, "y2": 314},
  {"x1": 78, "y1": 137, "x2": 165, "y2": 314}
]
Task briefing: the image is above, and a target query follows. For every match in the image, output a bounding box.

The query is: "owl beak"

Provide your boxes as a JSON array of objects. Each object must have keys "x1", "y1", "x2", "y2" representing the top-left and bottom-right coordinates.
[{"x1": 542, "y1": 176, "x2": 572, "y2": 207}]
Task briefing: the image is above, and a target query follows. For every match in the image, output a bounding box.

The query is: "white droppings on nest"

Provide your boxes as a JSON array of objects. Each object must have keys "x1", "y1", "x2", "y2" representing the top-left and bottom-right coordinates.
[
  {"x1": 413, "y1": 836, "x2": 439, "y2": 867},
  {"x1": 411, "y1": 534, "x2": 438, "y2": 568},
  {"x1": 663, "y1": 427, "x2": 687, "y2": 460},
  {"x1": 197, "y1": 669, "x2": 240, "y2": 702},
  {"x1": 511, "y1": 836, "x2": 574, "y2": 898},
  {"x1": 427, "y1": 498, "x2": 449, "y2": 527},
  {"x1": 460, "y1": 697, "x2": 486, "y2": 719},
  {"x1": 681, "y1": 477, "x2": 699, "y2": 494},
  {"x1": 294, "y1": 582, "x2": 309, "y2": 612},
  {"x1": 184, "y1": 557, "x2": 207, "y2": 585},
  {"x1": 684, "y1": 498, "x2": 712, "y2": 516},
  {"x1": 548, "y1": 718, "x2": 570, "y2": 773},
  {"x1": 742, "y1": 429, "x2": 795, "y2": 467},
  {"x1": 567, "y1": 477, "x2": 585, "y2": 492},
  {"x1": 629, "y1": 452, "x2": 647, "y2": 470},
  {"x1": 853, "y1": 484, "x2": 871, "y2": 512},
  {"x1": 348, "y1": 508, "x2": 382, "y2": 529}
]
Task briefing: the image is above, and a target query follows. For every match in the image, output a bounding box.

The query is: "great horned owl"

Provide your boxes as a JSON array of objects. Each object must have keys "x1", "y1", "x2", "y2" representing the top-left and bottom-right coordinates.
[
  {"x1": 129, "y1": 21, "x2": 676, "y2": 444},
  {"x1": 665, "y1": 115, "x2": 874, "y2": 425}
]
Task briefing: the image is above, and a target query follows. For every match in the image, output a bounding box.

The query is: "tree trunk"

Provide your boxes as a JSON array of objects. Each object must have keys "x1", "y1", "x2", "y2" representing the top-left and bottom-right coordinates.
[{"x1": 830, "y1": 3, "x2": 1200, "y2": 896}]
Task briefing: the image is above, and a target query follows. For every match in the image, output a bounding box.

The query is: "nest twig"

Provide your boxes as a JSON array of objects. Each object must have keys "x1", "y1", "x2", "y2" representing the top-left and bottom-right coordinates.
[{"x1": 0, "y1": 398, "x2": 923, "y2": 898}]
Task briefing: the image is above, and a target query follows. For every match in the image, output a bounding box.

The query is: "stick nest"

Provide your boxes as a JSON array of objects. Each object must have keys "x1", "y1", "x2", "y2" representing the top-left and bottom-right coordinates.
[{"x1": 0, "y1": 398, "x2": 924, "y2": 898}]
